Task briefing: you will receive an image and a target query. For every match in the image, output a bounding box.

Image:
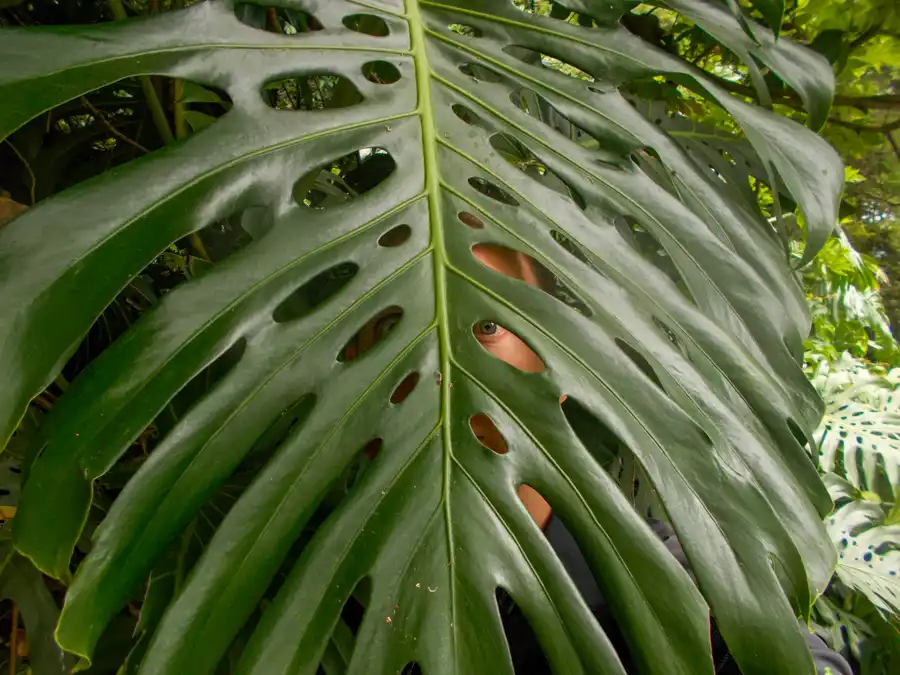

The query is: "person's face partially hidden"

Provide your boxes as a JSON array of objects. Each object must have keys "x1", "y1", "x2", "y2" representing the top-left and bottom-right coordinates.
[
  {"x1": 343, "y1": 244, "x2": 553, "y2": 527},
  {"x1": 470, "y1": 245, "x2": 552, "y2": 529}
]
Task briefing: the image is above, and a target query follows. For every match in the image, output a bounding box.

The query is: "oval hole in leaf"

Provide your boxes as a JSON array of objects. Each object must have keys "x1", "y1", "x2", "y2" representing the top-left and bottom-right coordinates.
[
  {"x1": 458, "y1": 211, "x2": 484, "y2": 229},
  {"x1": 401, "y1": 664, "x2": 422, "y2": 675},
  {"x1": 362, "y1": 61, "x2": 401, "y2": 84},
  {"x1": 473, "y1": 242, "x2": 591, "y2": 316},
  {"x1": 502, "y1": 45, "x2": 595, "y2": 81},
  {"x1": 390, "y1": 372, "x2": 420, "y2": 404},
  {"x1": 615, "y1": 338, "x2": 664, "y2": 391},
  {"x1": 378, "y1": 224, "x2": 411, "y2": 247},
  {"x1": 468, "y1": 177, "x2": 519, "y2": 206},
  {"x1": 313, "y1": 439, "x2": 383, "y2": 525},
  {"x1": 472, "y1": 321, "x2": 545, "y2": 373},
  {"x1": 451, "y1": 103, "x2": 480, "y2": 125},
  {"x1": 342, "y1": 13, "x2": 389, "y2": 36},
  {"x1": 262, "y1": 74, "x2": 362, "y2": 110},
  {"x1": 235, "y1": 4, "x2": 323, "y2": 33},
  {"x1": 459, "y1": 63, "x2": 504, "y2": 83},
  {"x1": 652, "y1": 316, "x2": 688, "y2": 358},
  {"x1": 488, "y1": 133, "x2": 586, "y2": 210},
  {"x1": 339, "y1": 307, "x2": 403, "y2": 362},
  {"x1": 273, "y1": 262, "x2": 359, "y2": 323},
  {"x1": 184, "y1": 207, "x2": 257, "y2": 267},
  {"x1": 167, "y1": 338, "x2": 248, "y2": 419},
  {"x1": 246, "y1": 394, "x2": 317, "y2": 461},
  {"x1": 614, "y1": 215, "x2": 690, "y2": 298},
  {"x1": 550, "y1": 230, "x2": 594, "y2": 268},
  {"x1": 294, "y1": 147, "x2": 396, "y2": 209},
  {"x1": 470, "y1": 413, "x2": 508, "y2": 454},
  {"x1": 560, "y1": 397, "x2": 620, "y2": 469},
  {"x1": 449, "y1": 23, "x2": 482, "y2": 37},
  {"x1": 510, "y1": 0, "x2": 606, "y2": 28},
  {"x1": 517, "y1": 483, "x2": 552, "y2": 528},
  {"x1": 787, "y1": 417, "x2": 809, "y2": 449},
  {"x1": 508, "y1": 88, "x2": 602, "y2": 153}
]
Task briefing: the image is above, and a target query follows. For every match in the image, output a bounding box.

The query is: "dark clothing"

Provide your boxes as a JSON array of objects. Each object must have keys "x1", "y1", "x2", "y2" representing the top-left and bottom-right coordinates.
[{"x1": 499, "y1": 517, "x2": 853, "y2": 675}]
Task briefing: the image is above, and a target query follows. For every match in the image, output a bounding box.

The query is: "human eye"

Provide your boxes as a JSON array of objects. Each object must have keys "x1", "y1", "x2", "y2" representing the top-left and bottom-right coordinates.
[{"x1": 473, "y1": 320, "x2": 507, "y2": 342}]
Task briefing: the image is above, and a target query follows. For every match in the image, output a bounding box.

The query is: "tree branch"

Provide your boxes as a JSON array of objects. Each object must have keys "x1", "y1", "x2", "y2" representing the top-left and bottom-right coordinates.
[
  {"x1": 849, "y1": 24, "x2": 880, "y2": 51},
  {"x1": 829, "y1": 118, "x2": 900, "y2": 134},
  {"x1": 706, "y1": 75, "x2": 900, "y2": 112},
  {"x1": 80, "y1": 96, "x2": 151, "y2": 154}
]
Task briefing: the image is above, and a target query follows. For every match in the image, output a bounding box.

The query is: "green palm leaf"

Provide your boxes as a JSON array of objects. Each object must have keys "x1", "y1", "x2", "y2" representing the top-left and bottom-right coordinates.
[{"x1": 0, "y1": 1, "x2": 842, "y2": 674}]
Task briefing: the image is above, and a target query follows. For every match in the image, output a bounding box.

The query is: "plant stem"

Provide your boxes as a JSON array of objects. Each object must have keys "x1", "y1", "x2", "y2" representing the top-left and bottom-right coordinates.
[
  {"x1": 173, "y1": 80, "x2": 187, "y2": 140},
  {"x1": 80, "y1": 96, "x2": 151, "y2": 153},
  {"x1": 107, "y1": 0, "x2": 175, "y2": 145}
]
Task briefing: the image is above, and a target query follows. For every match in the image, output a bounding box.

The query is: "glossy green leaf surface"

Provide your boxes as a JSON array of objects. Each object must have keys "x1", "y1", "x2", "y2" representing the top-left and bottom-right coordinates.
[{"x1": 0, "y1": 1, "x2": 843, "y2": 674}]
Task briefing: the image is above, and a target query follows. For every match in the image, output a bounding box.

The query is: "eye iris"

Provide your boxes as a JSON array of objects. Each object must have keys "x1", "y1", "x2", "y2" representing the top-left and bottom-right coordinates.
[{"x1": 479, "y1": 321, "x2": 498, "y2": 335}]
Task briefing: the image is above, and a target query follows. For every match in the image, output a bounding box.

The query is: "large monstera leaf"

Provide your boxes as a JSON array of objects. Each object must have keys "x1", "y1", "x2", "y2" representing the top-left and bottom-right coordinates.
[{"x1": 0, "y1": 1, "x2": 844, "y2": 674}]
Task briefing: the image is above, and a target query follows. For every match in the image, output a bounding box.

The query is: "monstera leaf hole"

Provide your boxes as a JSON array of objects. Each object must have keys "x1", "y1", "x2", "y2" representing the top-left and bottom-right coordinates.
[
  {"x1": 786, "y1": 417, "x2": 809, "y2": 450},
  {"x1": 361, "y1": 60, "x2": 402, "y2": 85},
  {"x1": 616, "y1": 339, "x2": 665, "y2": 391},
  {"x1": 470, "y1": 413, "x2": 508, "y2": 454},
  {"x1": 166, "y1": 337, "x2": 248, "y2": 424},
  {"x1": 458, "y1": 211, "x2": 485, "y2": 229},
  {"x1": 272, "y1": 263, "x2": 360, "y2": 324},
  {"x1": 448, "y1": 23, "x2": 483, "y2": 38},
  {"x1": 614, "y1": 214, "x2": 692, "y2": 299},
  {"x1": 451, "y1": 103, "x2": 481, "y2": 126},
  {"x1": 468, "y1": 177, "x2": 520, "y2": 207},
  {"x1": 390, "y1": 372, "x2": 421, "y2": 404},
  {"x1": 472, "y1": 243, "x2": 592, "y2": 317},
  {"x1": 262, "y1": 74, "x2": 362, "y2": 111},
  {"x1": 502, "y1": 45, "x2": 597, "y2": 83},
  {"x1": 234, "y1": 4, "x2": 322, "y2": 34},
  {"x1": 245, "y1": 394, "x2": 318, "y2": 462},
  {"x1": 632, "y1": 147, "x2": 679, "y2": 195},
  {"x1": 509, "y1": 88, "x2": 601, "y2": 150},
  {"x1": 459, "y1": 62, "x2": 504, "y2": 83},
  {"x1": 550, "y1": 229, "x2": 595, "y2": 268},
  {"x1": 489, "y1": 133, "x2": 587, "y2": 210},
  {"x1": 294, "y1": 147, "x2": 396, "y2": 209},
  {"x1": 342, "y1": 13, "x2": 390, "y2": 37},
  {"x1": 338, "y1": 307, "x2": 403, "y2": 363},
  {"x1": 378, "y1": 224, "x2": 412, "y2": 248},
  {"x1": 188, "y1": 209, "x2": 257, "y2": 265},
  {"x1": 561, "y1": 397, "x2": 622, "y2": 470}
]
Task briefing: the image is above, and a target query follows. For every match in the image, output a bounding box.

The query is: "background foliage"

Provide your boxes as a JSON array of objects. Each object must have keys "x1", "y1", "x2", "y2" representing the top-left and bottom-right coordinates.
[{"x1": 0, "y1": 0, "x2": 897, "y2": 673}]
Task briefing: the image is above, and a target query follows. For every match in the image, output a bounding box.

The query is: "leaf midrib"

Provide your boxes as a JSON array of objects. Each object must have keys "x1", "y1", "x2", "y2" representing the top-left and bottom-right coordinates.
[{"x1": 407, "y1": 0, "x2": 460, "y2": 665}]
